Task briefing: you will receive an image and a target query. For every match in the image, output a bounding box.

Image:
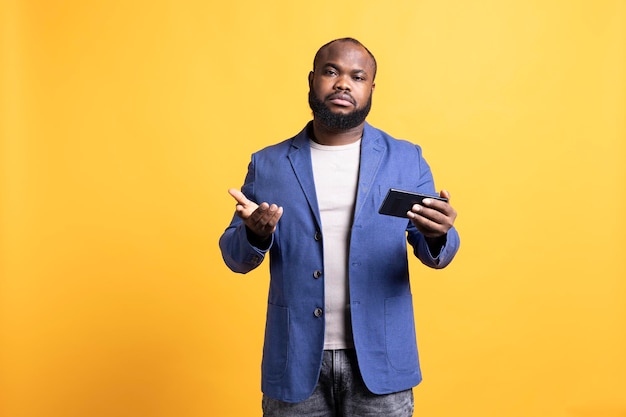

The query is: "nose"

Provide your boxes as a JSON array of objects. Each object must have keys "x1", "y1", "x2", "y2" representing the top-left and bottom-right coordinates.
[{"x1": 333, "y1": 74, "x2": 351, "y2": 91}]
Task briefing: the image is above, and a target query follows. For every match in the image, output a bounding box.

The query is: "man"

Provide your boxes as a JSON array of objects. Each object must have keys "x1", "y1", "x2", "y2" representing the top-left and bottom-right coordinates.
[{"x1": 219, "y1": 38, "x2": 460, "y2": 417}]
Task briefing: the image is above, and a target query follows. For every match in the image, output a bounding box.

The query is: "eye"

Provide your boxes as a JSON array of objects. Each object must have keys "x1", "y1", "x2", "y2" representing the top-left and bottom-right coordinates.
[{"x1": 324, "y1": 68, "x2": 337, "y2": 76}]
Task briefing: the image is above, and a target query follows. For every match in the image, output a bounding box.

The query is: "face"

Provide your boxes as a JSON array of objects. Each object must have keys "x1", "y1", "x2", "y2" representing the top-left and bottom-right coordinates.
[{"x1": 308, "y1": 41, "x2": 376, "y2": 130}]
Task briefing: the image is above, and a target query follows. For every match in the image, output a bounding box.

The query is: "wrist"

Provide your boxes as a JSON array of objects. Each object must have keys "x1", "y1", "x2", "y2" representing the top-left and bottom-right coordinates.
[
  {"x1": 246, "y1": 227, "x2": 271, "y2": 250},
  {"x1": 425, "y1": 234, "x2": 447, "y2": 257}
]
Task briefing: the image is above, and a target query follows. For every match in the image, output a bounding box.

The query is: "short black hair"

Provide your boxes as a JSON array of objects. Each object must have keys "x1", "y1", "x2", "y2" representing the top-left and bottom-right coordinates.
[{"x1": 313, "y1": 37, "x2": 377, "y2": 80}]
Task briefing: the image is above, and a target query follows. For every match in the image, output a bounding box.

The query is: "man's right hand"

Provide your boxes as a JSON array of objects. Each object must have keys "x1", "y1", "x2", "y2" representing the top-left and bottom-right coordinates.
[{"x1": 228, "y1": 188, "x2": 283, "y2": 242}]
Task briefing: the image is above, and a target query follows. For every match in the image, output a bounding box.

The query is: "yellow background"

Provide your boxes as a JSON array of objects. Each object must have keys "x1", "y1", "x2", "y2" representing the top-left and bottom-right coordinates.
[{"x1": 1, "y1": 1, "x2": 625, "y2": 416}]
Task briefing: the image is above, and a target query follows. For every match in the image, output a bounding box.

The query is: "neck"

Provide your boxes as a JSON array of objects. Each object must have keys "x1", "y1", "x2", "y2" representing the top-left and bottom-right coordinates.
[{"x1": 311, "y1": 120, "x2": 365, "y2": 146}]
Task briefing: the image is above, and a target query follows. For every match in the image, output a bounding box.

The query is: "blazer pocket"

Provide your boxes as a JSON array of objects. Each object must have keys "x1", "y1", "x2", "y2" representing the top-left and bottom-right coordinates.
[
  {"x1": 261, "y1": 303, "x2": 290, "y2": 381},
  {"x1": 384, "y1": 294, "x2": 419, "y2": 372}
]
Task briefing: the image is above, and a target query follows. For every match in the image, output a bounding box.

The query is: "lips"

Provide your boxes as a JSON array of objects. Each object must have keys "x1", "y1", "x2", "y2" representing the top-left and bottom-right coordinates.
[{"x1": 327, "y1": 93, "x2": 355, "y2": 107}]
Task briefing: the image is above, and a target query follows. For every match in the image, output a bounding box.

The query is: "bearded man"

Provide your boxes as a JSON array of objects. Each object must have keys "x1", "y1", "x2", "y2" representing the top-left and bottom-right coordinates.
[{"x1": 219, "y1": 37, "x2": 460, "y2": 417}]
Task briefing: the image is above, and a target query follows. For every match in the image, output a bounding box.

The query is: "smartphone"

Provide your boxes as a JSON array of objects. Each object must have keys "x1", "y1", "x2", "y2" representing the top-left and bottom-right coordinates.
[{"x1": 378, "y1": 188, "x2": 448, "y2": 218}]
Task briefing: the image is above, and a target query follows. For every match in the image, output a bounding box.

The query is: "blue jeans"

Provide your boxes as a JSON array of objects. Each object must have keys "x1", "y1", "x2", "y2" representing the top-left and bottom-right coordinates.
[{"x1": 262, "y1": 349, "x2": 414, "y2": 417}]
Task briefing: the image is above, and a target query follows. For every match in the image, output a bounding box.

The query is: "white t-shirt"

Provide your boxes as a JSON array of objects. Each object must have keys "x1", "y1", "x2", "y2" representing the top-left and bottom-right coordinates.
[{"x1": 310, "y1": 139, "x2": 361, "y2": 350}]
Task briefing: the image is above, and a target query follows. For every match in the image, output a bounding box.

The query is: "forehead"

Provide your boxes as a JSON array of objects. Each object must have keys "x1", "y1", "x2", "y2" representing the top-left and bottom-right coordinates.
[{"x1": 315, "y1": 41, "x2": 375, "y2": 73}]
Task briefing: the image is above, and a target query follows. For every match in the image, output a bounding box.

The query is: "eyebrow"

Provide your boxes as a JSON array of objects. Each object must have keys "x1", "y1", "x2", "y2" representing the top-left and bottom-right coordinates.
[{"x1": 321, "y1": 63, "x2": 369, "y2": 76}]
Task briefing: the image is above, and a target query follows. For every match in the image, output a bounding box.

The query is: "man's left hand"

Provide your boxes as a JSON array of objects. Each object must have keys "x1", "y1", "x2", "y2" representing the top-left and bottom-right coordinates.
[{"x1": 407, "y1": 189, "x2": 457, "y2": 238}]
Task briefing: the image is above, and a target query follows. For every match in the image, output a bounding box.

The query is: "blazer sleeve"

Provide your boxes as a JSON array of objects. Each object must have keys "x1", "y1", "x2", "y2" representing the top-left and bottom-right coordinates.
[
  {"x1": 405, "y1": 144, "x2": 460, "y2": 268},
  {"x1": 218, "y1": 155, "x2": 273, "y2": 274},
  {"x1": 407, "y1": 226, "x2": 460, "y2": 268}
]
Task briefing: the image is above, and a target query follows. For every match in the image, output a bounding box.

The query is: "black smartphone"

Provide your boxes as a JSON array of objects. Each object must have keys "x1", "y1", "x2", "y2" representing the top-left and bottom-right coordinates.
[{"x1": 378, "y1": 188, "x2": 448, "y2": 218}]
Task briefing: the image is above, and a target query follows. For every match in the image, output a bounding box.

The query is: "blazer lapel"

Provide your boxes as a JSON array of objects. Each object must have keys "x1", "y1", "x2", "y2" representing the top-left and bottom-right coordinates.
[
  {"x1": 287, "y1": 128, "x2": 322, "y2": 228},
  {"x1": 354, "y1": 123, "x2": 386, "y2": 222},
  {"x1": 287, "y1": 122, "x2": 386, "y2": 226}
]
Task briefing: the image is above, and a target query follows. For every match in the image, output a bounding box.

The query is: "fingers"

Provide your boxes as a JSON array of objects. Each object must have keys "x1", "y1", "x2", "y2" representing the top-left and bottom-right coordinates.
[
  {"x1": 228, "y1": 188, "x2": 252, "y2": 207},
  {"x1": 248, "y1": 203, "x2": 284, "y2": 236},
  {"x1": 408, "y1": 207, "x2": 445, "y2": 236},
  {"x1": 228, "y1": 188, "x2": 259, "y2": 219},
  {"x1": 227, "y1": 188, "x2": 283, "y2": 238},
  {"x1": 439, "y1": 189, "x2": 451, "y2": 200},
  {"x1": 408, "y1": 191, "x2": 457, "y2": 238}
]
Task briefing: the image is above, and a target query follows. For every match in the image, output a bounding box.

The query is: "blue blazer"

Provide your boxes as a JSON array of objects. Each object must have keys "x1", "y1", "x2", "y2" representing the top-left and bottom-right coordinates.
[{"x1": 219, "y1": 122, "x2": 460, "y2": 403}]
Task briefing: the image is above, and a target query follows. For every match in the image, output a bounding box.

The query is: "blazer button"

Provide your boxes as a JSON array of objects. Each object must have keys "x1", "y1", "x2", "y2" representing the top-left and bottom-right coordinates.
[
  {"x1": 313, "y1": 308, "x2": 323, "y2": 318},
  {"x1": 314, "y1": 231, "x2": 322, "y2": 241},
  {"x1": 313, "y1": 270, "x2": 322, "y2": 279}
]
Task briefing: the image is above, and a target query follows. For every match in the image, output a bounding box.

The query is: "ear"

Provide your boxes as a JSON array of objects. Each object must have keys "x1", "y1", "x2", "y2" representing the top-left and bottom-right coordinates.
[
  {"x1": 308, "y1": 71, "x2": 314, "y2": 87},
  {"x1": 371, "y1": 82, "x2": 376, "y2": 92}
]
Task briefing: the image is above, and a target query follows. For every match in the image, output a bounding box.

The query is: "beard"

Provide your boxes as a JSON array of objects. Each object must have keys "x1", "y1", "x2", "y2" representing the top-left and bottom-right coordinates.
[{"x1": 308, "y1": 89, "x2": 372, "y2": 130}]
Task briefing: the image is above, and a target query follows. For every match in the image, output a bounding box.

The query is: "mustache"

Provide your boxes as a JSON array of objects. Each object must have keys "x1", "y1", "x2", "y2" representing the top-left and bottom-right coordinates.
[{"x1": 326, "y1": 92, "x2": 356, "y2": 105}]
